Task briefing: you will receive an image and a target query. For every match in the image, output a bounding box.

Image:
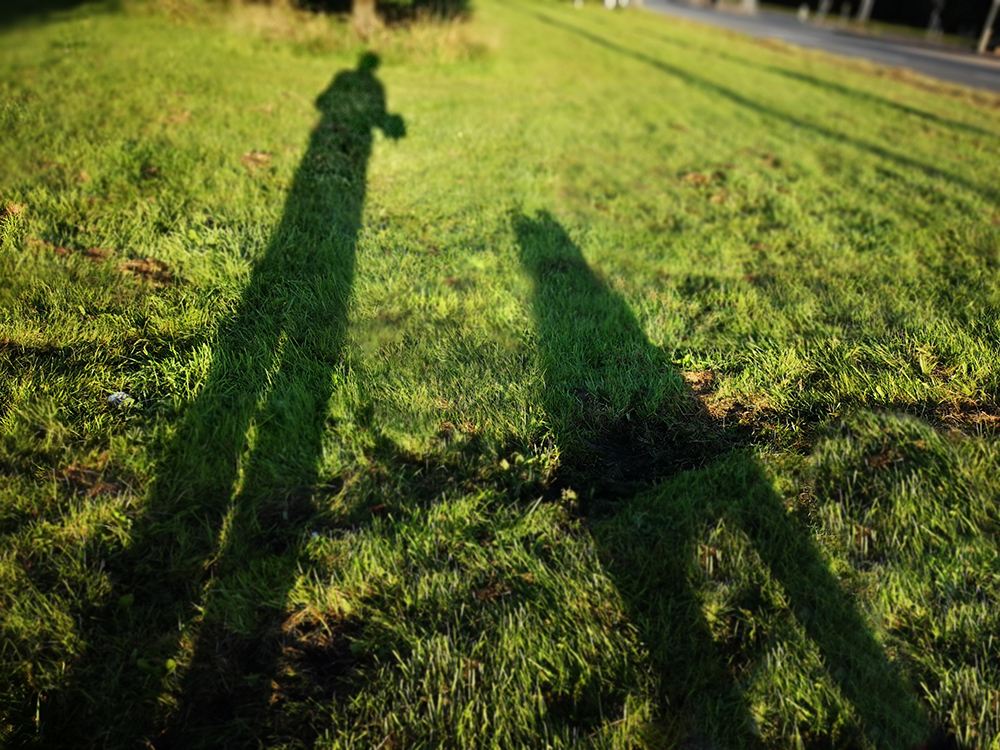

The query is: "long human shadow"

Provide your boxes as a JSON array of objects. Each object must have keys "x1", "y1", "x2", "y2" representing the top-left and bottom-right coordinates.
[
  {"x1": 157, "y1": 51, "x2": 404, "y2": 747},
  {"x1": 521, "y1": 7, "x2": 998, "y2": 204},
  {"x1": 155, "y1": 52, "x2": 405, "y2": 747},
  {"x1": 514, "y1": 210, "x2": 928, "y2": 748},
  {"x1": 48, "y1": 53, "x2": 404, "y2": 748}
]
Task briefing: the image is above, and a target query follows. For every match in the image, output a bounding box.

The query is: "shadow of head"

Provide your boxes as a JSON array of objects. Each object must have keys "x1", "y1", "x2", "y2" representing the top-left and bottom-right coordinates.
[
  {"x1": 358, "y1": 50, "x2": 380, "y2": 72},
  {"x1": 314, "y1": 51, "x2": 405, "y2": 140}
]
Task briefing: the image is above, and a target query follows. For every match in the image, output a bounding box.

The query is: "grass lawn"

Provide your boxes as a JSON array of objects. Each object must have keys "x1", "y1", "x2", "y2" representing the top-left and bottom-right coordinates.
[{"x1": 2, "y1": 0, "x2": 999, "y2": 747}]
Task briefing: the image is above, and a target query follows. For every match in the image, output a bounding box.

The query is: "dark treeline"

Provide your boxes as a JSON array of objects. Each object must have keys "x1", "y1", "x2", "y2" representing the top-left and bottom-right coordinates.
[
  {"x1": 295, "y1": 0, "x2": 470, "y2": 20},
  {"x1": 768, "y1": 0, "x2": 994, "y2": 37},
  {"x1": 1, "y1": 0, "x2": 469, "y2": 27}
]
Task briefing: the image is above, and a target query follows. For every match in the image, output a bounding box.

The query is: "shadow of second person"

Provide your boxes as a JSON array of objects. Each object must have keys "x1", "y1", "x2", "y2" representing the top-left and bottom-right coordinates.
[{"x1": 514, "y1": 209, "x2": 928, "y2": 749}]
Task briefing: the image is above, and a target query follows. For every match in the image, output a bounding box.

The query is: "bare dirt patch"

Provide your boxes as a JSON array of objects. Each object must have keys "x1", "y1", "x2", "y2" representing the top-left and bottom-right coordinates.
[
  {"x1": 682, "y1": 368, "x2": 714, "y2": 396},
  {"x1": 27, "y1": 237, "x2": 110, "y2": 262},
  {"x1": 164, "y1": 110, "x2": 191, "y2": 124},
  {"x1": 121, "y1": 257, "x2": 173, "y2": 286},
  {"x1": 27, "y1": 237, "x2": 69, "y2": 256},
  {"x1": 867, "y1": 447, "x2": 903, "y2": 470},
  {"x1": 273, "y1": 610, "x2": 362, "y2": 708},
  {"x1": 475, "y1": 577, "x2": 512, "y2": 603},
  {"x1": 1, "y1": 202, "x2": 25, "y2": 222},
  {"x1": 82, "y1": 247, "x2": 110, "y2": 261},
  {"x1": 60, "y1": 462, "x2": 128, "y2": 499},
  {"x1": 682, "y1": 172, "x2": 712, "y2": 185},
  {"x1": 241, "y1": 150, "x2": 273, "y2": 170}
]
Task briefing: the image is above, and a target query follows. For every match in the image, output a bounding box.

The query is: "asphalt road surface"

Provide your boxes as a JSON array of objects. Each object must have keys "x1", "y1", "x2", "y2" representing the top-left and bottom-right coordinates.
[{"x1": 642, "y1": 0, "x2": 1000, "y2": 94}]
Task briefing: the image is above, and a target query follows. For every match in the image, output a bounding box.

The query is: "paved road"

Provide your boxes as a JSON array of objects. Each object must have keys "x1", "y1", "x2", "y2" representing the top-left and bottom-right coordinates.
[{"x1": 642, "y1": 0, "x2": 1000, "y2": 94}]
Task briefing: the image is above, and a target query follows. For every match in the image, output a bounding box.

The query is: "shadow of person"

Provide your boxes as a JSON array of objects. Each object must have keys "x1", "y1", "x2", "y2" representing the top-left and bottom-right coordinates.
[
  {"x1": 47, "y1": 53, "x2": 404, "y2": 748},
  {"x1": 514, "y1": 210, "x2": 928, "y2": 748},
  {"x1": 157, "y1": 50, "x2": 403, "y2": 532}
]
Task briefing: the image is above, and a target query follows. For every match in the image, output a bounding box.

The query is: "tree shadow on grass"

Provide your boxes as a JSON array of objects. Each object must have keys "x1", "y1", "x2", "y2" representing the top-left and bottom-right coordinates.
[
  {"x1": 631, "y1": 25, "x2": 1000, "y2": 143},
  {"x1": 524, "y1": 7, "x2": 998, "y2": 205},
  {"x1": 514, "y1": 210, "x2": 930, "y2": 748},
  {"x1": 45, "y1": 52, "x2": 405, "y2": 748}
]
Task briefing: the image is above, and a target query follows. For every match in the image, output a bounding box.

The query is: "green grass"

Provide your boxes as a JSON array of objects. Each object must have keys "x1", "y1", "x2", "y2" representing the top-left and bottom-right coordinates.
[{"x1": 1, "y1": 0, "x2": 999, "y2": 747}]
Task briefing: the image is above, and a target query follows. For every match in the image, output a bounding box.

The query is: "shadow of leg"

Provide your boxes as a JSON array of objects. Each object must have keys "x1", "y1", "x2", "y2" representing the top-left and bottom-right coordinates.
[
  {"x1": 594, "y1": 477, "x2": 767, "y2": 748},
  {"x1": 514, "y1": 208, "x2": 930, "y2": 748},
  {"x1": 734, "y1": 460, "x2": 928, "y2": 747},
  {"x1": 514, "y1": 209, "x2": 761, "y2": 747}
]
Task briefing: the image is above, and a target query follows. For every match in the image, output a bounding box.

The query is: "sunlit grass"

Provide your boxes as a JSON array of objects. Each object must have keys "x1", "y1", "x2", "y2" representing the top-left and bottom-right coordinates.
[{"x1": 1, "y1": 0, "x2": 999, "y2": 747}]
